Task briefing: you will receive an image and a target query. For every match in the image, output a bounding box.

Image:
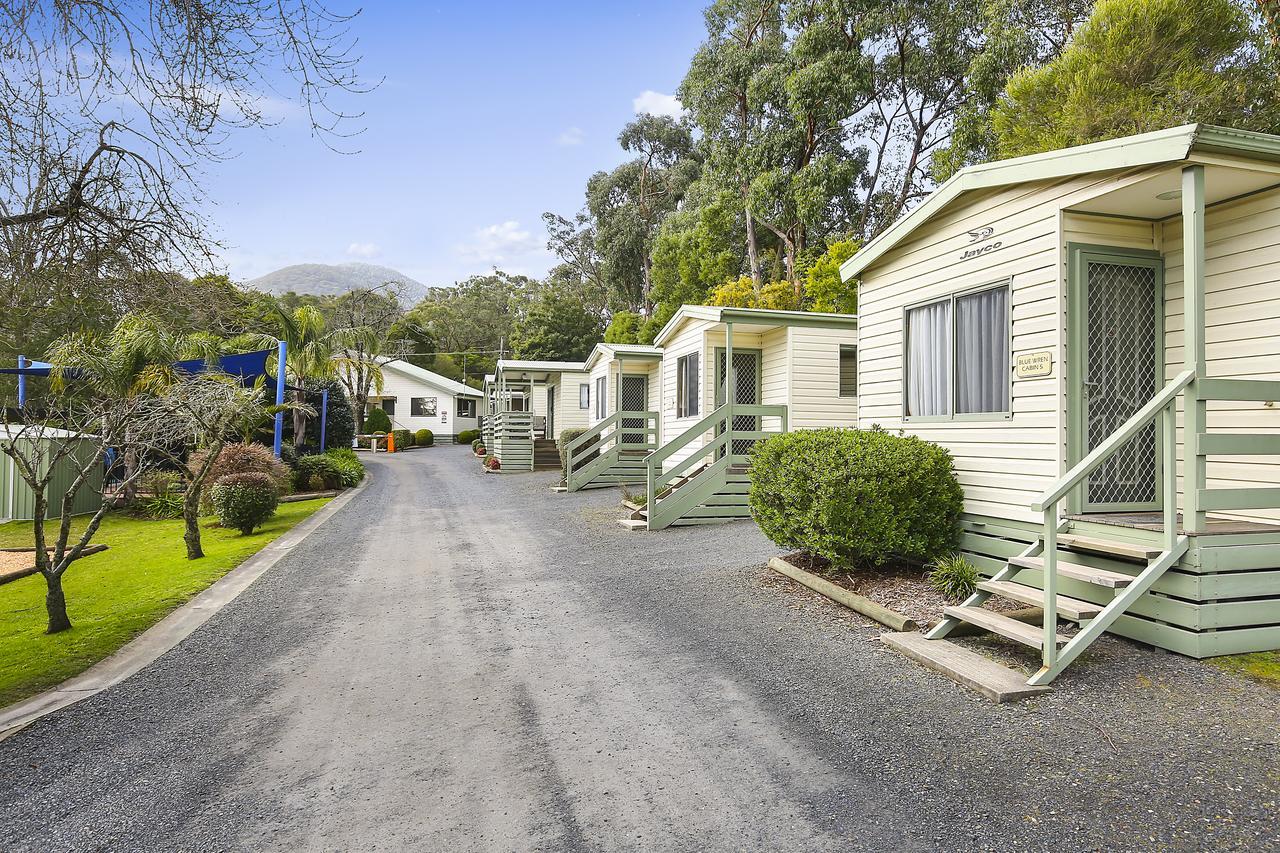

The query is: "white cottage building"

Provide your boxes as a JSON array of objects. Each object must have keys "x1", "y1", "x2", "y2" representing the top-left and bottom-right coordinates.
[{"x1": 367, "y1": 360, "x2": 481, "y2": 443}]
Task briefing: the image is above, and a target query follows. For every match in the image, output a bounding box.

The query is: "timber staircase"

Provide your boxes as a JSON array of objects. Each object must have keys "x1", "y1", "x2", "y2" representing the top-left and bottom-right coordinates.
[
  {"x1": 564, "y1": 411, "x2": 658, "y2": 490},
  {"x1": 533, "y1": 439, "x2": 561, "y2": 470},
  {"x1": 622, "y1": 403, "x2": 786, "y2": 531}
]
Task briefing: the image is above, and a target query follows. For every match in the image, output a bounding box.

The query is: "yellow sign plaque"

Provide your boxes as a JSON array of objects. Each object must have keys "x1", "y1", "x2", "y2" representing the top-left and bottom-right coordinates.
[{"x1": 1015, "y1": 350, "x2": 1053, "y2": 379}]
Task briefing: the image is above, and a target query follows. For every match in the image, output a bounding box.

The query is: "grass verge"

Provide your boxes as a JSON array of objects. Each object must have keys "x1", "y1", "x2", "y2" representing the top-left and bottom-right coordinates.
[
  {"x1": 0, "y1": 500, "x2": 329, "y2": 708},
  {"x1": 1208, "y1": 651, "x2": 1280, "y2": 690}
]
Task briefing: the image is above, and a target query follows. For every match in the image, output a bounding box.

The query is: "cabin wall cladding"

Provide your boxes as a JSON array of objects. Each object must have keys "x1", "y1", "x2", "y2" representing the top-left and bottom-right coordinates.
[
  {"x1": 856, "y1": 173, "x2": 1124, "y2": 524},
  {"x1": 959, "y1": 514, "x2": 1280, "y2": 657}
]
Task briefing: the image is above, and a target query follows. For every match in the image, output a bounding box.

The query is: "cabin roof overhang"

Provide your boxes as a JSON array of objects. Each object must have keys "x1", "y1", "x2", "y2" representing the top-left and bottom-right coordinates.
[
  {"x1": 582, "y1": 342, "x2": 663, "y2": 372},
  {"x1": 842, "y1": 123, "x2": 1280, "y2": 281},
  {"x1": 495, "y1": 358, "x2": 587, "y2": 383},
  {"x1": 653, "y1": 304, "x2": 858, "y2": 347},
  {"x1": 382, "y1": 359, "x2": 483, "y2": 397}
]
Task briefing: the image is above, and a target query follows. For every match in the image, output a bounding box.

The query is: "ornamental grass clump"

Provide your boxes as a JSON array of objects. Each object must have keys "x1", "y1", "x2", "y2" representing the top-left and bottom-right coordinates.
[
  {"x1": 209, "y1": 472, "x2": 279, "y2": 535},
  {"x1": 927, "y1": 553, "x2": 980, "y2": 601},
  {"x1": 748, "y1": 428, "x2": 963, "y2": 568}
]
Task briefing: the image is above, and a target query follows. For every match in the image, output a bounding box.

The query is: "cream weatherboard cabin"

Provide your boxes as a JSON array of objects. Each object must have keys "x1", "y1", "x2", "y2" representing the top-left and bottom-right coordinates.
[
  {"x1": 481, "y1": 359, "x2": 589, "y2": 472},
  {"x1": 563, "y1": 343, "x2": 664, "y2": 491},
  {"x1": 367, "y1": 360, "x2": 481, "y2": 443},
  {"x1": 600, "y1": 305, "x2": 858, "y2": 530},
  {"x1": 841, "y1": 124, "x2": 1280, "y2": 688}
]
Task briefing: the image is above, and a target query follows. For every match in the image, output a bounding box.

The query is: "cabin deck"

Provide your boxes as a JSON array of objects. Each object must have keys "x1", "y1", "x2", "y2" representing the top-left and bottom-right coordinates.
[{"x1": 1068, "y1": 512, "x2": 1280, "y2": 536}]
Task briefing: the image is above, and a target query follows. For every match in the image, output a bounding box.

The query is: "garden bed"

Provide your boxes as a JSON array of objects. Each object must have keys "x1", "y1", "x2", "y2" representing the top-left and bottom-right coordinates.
[{"x1": 776, "y1": 551, "x2": 1023, "y2": 629}]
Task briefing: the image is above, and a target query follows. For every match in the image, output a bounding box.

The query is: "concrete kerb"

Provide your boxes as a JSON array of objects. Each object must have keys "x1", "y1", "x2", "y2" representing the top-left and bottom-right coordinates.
[{"x1": 0, "y1": 475, "x2": 370, "y2": 743}]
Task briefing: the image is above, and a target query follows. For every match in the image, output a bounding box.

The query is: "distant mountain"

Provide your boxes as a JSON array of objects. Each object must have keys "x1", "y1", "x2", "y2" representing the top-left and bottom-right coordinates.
[{"x1": 247, "y1": 262, "x2": 430, "y2": 303}]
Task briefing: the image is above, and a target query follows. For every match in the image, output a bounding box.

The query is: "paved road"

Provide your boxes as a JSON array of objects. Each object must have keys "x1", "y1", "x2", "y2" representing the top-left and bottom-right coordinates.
[{"x1": 0, "y1": 450, "x2": 1276, "y2": 851}]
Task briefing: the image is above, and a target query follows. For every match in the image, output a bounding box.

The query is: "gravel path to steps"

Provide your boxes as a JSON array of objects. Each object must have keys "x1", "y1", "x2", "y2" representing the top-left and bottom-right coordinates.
[{"x1": 0, "y1": 448, "x2": 1275, "y2": 851}]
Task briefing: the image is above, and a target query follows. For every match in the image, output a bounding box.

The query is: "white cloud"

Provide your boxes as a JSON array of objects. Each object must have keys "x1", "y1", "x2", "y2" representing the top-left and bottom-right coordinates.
[
  {"x1": 346, "y1": 242, "x2": 381, "y2": 259},
  {"x1": 556, "y1": 126, "x2": 585, "y2": 146},
  {"x1": 454, "y1": 220, "x2": 544, "y2": 266},
  {"x1": 633, "y1": 90, "x2": 685, "y2": 119}
]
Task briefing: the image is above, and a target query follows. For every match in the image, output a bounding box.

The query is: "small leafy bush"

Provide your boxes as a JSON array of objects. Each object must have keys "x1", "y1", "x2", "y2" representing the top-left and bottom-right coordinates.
[
  {"x1": 927, "y1": 553, "x2": 980, "y2": 601},
  {"x1": 484, "y1": 454, "x2": 500, "y2": 470},
  {"x1": 558, "y1": 428, "x2": 589, "y2": 484},
  {"x1": 295, "y1": 454, "x2": 341, "y2": 491},
  {"x1": 189, "y1": 442, "x2": 291, "y2": 506},
  {"x1": 749, "y1": 428, "x2": 963, "y2": 568},
  {"x1": 392, "y1": 428, "x2": 412, "y2": 449},
  {"x1": 415, "y1": 428, "x2": 433, "y2": 446},
  {"x1": 363, "y1": 407, "x2": 392, "y2": 433},
  {"x1": 210, "y1": 472, "x2": 279, "y2": 535},
  {"x1": 457, "y1": 428, "x2": 481, "y2": 444},
  {"x1": 324, "y1": 448, "x2": 365, "y2": 487},
  {"x1": 471, "y1": 438, "x2": 483, "y2": 451}
]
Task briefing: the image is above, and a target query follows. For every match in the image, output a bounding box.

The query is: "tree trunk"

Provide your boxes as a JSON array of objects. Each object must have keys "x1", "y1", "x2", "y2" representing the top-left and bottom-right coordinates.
[
  {"x1": 44, "y1": 572, "x2": 72, "y2": 634},
  {"x1": 183, "y1": 487, "x2": 204, "y2": 560},
  {"x1": 641, "y1": 254, "x2": 653, "y2": 317},
  {"x1": 743, "y1": 200, "x2": 762, "y2": 292},
  {"x1": 293, "y1": 389, "x2": 307, "y2": 447}
]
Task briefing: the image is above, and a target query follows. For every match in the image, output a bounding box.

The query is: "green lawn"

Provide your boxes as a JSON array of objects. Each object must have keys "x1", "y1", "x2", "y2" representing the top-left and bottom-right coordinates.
[
  {"x1": 1209, "y1": 651, "x2": 1280, "y2": 690},
  {"x1": 0, "y1": 500, "x2": 330, "y2": 708}
]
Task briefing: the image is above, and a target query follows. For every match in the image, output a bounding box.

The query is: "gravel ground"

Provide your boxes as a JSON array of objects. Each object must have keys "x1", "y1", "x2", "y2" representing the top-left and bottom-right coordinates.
[{"x1": 0, "y1": 449, "x2": 1276, "y2": 852}]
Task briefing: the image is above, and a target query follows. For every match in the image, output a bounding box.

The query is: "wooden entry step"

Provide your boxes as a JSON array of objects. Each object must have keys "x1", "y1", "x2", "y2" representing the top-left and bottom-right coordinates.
[
  {"x1": 1058, "y1": 533, "x2": 1161, "y2": 562},
  {"x1": 943, "y1": 606, "x2": 1068, "y2": 650},
  {"x1": 977, "y1": 580, "x2": 1103, "y2": 621},
  {"x1": 880, "y1": 632, "x2": 1050, "y2": 703},
  {"x1": 1009, "y1": 555, "x2": 1134, "y2": 588}
]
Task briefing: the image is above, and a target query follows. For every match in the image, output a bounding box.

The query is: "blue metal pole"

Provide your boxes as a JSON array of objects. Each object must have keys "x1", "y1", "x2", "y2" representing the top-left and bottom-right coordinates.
[
  {"x1": 273, "y1": 340, "x2": 286, "y2": 457},
  {"x1": 16, "y1": 355, "x2": 26, "y2": 408},
  {"x1": 320, "y1": 389, "x2": 329, "y2": 450}
]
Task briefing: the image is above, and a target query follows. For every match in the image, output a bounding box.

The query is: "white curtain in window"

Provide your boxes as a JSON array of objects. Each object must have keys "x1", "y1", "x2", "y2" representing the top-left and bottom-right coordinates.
[
  {"x1": 907, "y1": 300, "x2": 951, "y2": 416},
  {"x1": 956, "y1": 287, "x2": 1009, "y2": 414}
]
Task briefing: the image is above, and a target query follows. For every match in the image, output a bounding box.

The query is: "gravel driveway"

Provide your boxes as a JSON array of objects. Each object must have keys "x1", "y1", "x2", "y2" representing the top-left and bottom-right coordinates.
[{"x1": 0, "y1": 449, "x2": 1275, "y2": 852}]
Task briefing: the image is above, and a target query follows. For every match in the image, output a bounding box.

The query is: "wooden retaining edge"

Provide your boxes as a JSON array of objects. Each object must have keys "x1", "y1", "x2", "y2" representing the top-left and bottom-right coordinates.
[
  {"x1": 280, "y1": 490, "x2": 340, "y2": 503},
  {"x1": 768, "y1": 556, "x2": 919, "y2": 632}
]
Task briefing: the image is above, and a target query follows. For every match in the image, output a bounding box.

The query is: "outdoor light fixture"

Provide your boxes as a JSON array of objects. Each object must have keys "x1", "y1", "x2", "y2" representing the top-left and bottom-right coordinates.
[{"x1": 1156, "y1": 189, "x2": 1183, "y2": 200}]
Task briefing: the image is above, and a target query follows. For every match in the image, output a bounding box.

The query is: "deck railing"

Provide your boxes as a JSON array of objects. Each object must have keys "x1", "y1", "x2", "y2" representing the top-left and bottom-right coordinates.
[
  {"x1": 564, "y1": 411, "x2": 658, "y2": 491},
  {"x1": 1028, "y1": 369, "x2": 1280, "y2": 684},
  {"x1": 492, "y1": 410, "x2": 534, "y2": 471},
  {"x1": 645, "y1": 403, "x2": 786, "y2": 530}
]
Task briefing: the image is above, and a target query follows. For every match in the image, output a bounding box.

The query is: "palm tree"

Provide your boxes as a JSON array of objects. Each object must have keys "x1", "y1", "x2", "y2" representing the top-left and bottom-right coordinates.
[{"x1": 243, "y1": 304, "x2": 338, "y2": 448}]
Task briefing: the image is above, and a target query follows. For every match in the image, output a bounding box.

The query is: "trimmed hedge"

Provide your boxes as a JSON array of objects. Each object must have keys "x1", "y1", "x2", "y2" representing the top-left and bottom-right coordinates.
[
  {"x1": 558, "y1": 428, "x2": 589, "y2": 484},
  {"x1": 391, "y1": 428, "x2": 412, "y2": 449},
  {"x1": 748, "y1": 428, "x2": 963, "y2": 568},
  {"x1": 210, "y1": 472, "x2": 279, "y2": 535},
  {"x1": 457, "y1": 428, "x2": 481, "y2": 445},
  {"x1": 364, "y1": 407, "x2": 392, "y2": 433},
  {"x1": 415, "y1": 428, "x2": 433, "y2": 447}
]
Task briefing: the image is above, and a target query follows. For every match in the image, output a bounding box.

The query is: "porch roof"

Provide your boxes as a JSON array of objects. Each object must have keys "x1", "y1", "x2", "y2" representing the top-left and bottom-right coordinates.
[
  {"x1": 842, "y1": 123, "x2": 1280, "y2": 280},
  {"x1": 653, "y1": 304, "x2": 858, "y2": 347},
  {"x1": 495, "y1": 358, "x2": 587, "y2": 384}
]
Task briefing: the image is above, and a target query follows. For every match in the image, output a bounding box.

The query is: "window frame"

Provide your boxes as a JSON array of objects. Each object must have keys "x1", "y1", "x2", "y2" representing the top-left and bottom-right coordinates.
[
  {"x1": 594, "y1": 375, "x2": 607, "y2": 420},
  {"x1": 456, "y1": 398, "x2": 476, "y2": 418},
  {"x1": 902, "y1": 279, "x2": 1013, "y2": 424},
  {"x1": 579, "y1": 383, "x2": 590, "y2": 410},
  {"x1": 676, "y1": 352, "x2": 701, "y2": 419},
  {"x1": 380, "y1": 397, "x2": 396, "y2": 416},
  {"x1": 410, "y1": 396, "x2": 438, "y2": 417},
  {"x1": 838, "y1": 344, "x2": 858, "y2": 398}
]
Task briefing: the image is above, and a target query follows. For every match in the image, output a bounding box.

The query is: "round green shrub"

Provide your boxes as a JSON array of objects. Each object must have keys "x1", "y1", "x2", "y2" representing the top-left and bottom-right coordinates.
[
  {"x1": 415, "y1": 428, "x2": 433, "y2": 446},
  {"x1": 456, "y1": 428, "x2": 481, "y2": 445},
  {"x1": 210, "y1": 472, "x2": 279, "y2": 535},
  {"x1": 363, "y1": 407, "x2": 392, "y2": 433},
  {"x1": 189, "y1": 442, "x2": 291, "y2": 508},
  {"x1": 748, "y1": 428, "x2": 963, "y2": 568}
]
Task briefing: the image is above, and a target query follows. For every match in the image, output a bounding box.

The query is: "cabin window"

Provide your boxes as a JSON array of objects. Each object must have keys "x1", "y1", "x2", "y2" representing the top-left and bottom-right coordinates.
[
  {"x1": 410, "y1": 397, "x2": 437, "y2": 417},
  {"x1": 509, "y1": 394, "x2": 528, "y2": 412},
  {"x1": 380, "y1": 397, "x2": 397, "y2": 416},
  {"x1": 676, "y1": 352, "x2": 700, "y2": 418},
  {"x1": 905, "y1": 282, "x2": 1010, "y2": 420},
  {"x1": 456, "y1": 399, "x2": 476, "y2": 418},
  {"x1": 838, "y1": 345, "x2": 857, "y2": 398},
  {"x1": 579, "y1": 383, "x2": 590, "y2": 409},
  {"x1": 595, "y1": 376, "x2": 607, "y2": 419}
]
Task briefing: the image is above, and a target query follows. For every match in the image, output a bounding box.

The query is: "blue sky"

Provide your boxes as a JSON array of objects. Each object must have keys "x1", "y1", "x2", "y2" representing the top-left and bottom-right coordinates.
[{"x1": 205, "y1": 1, "x2": 706, "y2": 287}]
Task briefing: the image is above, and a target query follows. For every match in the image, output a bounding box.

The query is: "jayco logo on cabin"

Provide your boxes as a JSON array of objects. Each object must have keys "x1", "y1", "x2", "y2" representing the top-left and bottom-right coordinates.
[{"x1": 960, "y1": 225, "x2": 1002, "y2": 261}]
